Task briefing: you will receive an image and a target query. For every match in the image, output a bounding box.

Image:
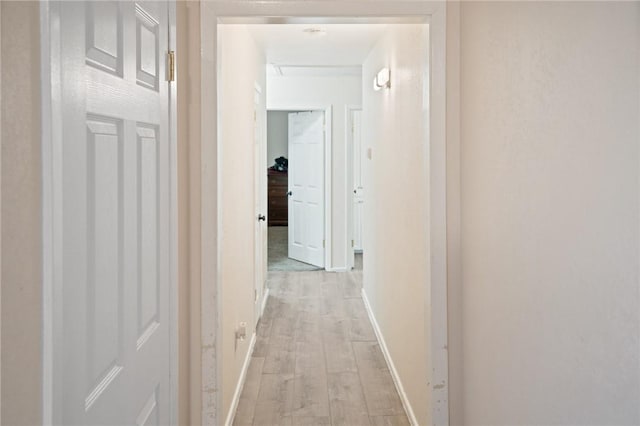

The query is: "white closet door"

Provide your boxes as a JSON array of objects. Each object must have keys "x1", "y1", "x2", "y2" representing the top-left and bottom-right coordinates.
[
  {"x1": 288, "y1": 111, "x2": 325, "y2": 268},
  {"x1": 352, "y1": 110, "x2": 364, "y2": 252},
  {"x1": 53, "y1": 2, "x2": 173, "y2": 424}
]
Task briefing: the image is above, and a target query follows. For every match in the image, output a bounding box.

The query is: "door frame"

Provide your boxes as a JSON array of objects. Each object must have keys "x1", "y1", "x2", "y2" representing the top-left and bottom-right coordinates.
[
  {"x1": 345, "y1": 104, "x2": 362, "y2": 271},
  {"x1": 189, "y1": 2, "x2": 456, "y2": 425},
  {"x1": 253, "y1": 81, "x2": 267, "y2": 325},
  {"x1": 40, "y1": 2, "x2": 179, "y2": 424},
  {"x1": 267, "y1": 106, "x2": 332, "y2": 270}
]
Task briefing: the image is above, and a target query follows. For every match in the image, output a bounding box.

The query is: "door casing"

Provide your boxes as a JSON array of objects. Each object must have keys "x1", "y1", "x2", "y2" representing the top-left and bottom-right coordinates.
[
  {"x1": 254, "y1": 82, "x2": 267, "y2": 326},
  {"x1": 346, "y1": 104, "x2": 363, "y2": 271},
  {"x1": 189, "y1": 3, "x2": 454, "y2": 426}
]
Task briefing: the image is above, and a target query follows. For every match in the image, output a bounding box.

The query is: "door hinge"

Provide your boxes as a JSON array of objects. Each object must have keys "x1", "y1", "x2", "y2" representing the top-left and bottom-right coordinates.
[
  {"x1": 254, "y1": 289, "x2": 258, "y2": 302},
  {"x1": 323, "y1": 240, "x2": 325, "y2": 248},
  {"x1": 351, "y1": 239, "x2": 354, "y2": 248},
  {"x1": 167, "y1": 50, "x2": 175, "y2": 82}
]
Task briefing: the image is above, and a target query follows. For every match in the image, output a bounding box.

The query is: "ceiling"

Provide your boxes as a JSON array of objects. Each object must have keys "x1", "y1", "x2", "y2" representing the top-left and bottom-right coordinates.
[{"x1": 247, "y1": 24, "x2": 388, "y2": 74}]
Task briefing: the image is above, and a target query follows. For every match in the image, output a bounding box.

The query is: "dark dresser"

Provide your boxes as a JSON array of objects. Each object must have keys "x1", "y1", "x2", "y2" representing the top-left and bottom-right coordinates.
[{"x1": 268, "y1": 169, "x2": 288, "y2": 226}]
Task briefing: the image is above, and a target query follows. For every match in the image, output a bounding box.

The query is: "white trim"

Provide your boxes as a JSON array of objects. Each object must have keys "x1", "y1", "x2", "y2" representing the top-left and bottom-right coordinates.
[
  {"x1": 41, "y1": 2, "x2": 63, "y2": 423},
  {"x1": 361, "y1": 289, "x2": 418, "y2": 426},
  {"x1": 324, "y1": 106, "x2": 333, "y2": 270},
  {"x1": 267, "y1": 105, "x2": 332, "y2": 270},
  {"x1": 326, "y1": 267, "x2": 348, "y2": 273},
  {"x1": 261, "y1": 288, "x2": 270, "y2": 317},
  {"x1": 426, "y1": 11, "x2": 450, "y2": 425},
  {"x1": 224, "y1": 332, "x2": 257, "y2": 426},
  {"x1": 167, "y1": 2, "x2": 179, "y2": 424},
  {"x1": 254, "y1": 82, "x2": 265, "y2": 329},
  {"x1": 345, "y1": 104, "x2": 362, "y2": 271},
  {"x1": 0, "y1": 2, "x2": 2, "y2": 417}
]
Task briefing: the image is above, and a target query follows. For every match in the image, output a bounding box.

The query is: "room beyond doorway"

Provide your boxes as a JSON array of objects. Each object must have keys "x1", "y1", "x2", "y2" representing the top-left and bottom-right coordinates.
[{"x1": 267, "y1": 226, "x2": 322, "y2": 271}]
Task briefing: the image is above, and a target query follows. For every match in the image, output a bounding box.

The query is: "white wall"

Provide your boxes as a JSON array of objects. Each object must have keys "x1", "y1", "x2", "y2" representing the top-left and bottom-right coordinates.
[
  {"x1": 218, "y1": 24, "x2": 266, "y2": 423},
  {"x1": 268, "y1": 74, "x2": 362, "y2": 269},
  {"x1": 266, "y1": 111, "x2": 288, "y2": 165},
  {"x1": 460, "y1": 2, "x2": 640, "y2": 424},
  {"x1": 362, "y1": 24, "x2": 430, "y2": 424}
]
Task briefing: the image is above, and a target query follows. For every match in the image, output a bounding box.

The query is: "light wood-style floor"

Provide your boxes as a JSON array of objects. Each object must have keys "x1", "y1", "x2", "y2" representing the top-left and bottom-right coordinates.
[{"x1": 233, "y1": 266, "x2": 410, "y2": 426}]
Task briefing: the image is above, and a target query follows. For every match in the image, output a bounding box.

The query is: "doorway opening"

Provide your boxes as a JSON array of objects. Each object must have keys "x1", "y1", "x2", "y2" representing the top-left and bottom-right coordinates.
[
  {"x1": 192, "y1": 2, "x2": 451, "y2": 424},
  {"x1": 217, "y1": 19, "x2": 441, "y2": 426},
  {"x1": 266, "y1": 109, "x2": 328, "y2": 272}
]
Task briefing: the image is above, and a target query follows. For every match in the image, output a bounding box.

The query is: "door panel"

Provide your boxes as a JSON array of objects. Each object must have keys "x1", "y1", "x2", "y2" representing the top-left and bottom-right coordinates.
[
  {"x1": 288, "y1": 111, "x2": 325, "y2": 267},
  {"x1": 254, "y1": 86, "x2": 265, "y2": 325},
  {"x1": 54, "y1": 2, "x2": 173, "y2": 424},
  {"x1": 352, "y1": 110, "x2": 364, "y2": 252}
]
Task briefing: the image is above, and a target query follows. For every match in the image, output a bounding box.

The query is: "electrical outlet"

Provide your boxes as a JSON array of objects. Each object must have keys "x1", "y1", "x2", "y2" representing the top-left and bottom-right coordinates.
[{"x1": 235, "y1": 322, "x2": 247, "y2": 342}]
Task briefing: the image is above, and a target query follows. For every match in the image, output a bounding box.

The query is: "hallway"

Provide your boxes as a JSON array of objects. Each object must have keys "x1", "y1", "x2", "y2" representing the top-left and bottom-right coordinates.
[{"x1": 233, "y1": 267, "x2": 409, "y2": 426}]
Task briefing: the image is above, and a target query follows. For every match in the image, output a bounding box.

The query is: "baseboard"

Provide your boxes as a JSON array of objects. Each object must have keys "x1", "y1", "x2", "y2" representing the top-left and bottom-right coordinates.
[
  {"x1": 261, "y1": 288, "x2": 270, "y2": 317},
  {"x1": 224, "y1": 332, "x2": 257, "y2": 426},
  {"x1": 326, "y1": 267, "x2": 348, "y2": 272},
  {"x1": 225, "y1": 289, "x2": 268, "y2": 426},
  {"x1": 361, "y1": 289, "x2": 419, "y2": 426}
]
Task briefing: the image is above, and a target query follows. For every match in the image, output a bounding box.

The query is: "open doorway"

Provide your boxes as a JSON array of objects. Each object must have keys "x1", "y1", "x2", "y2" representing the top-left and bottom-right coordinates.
[
  {"x1": 266, "y1": 109, "x2": 326, "y2": 272},
  {"x1": 218, "y1": 21, "x2": 433, "y2": 426},
  {"x1": 213, "y1": 7, "x2": 450, "y2": 423}
]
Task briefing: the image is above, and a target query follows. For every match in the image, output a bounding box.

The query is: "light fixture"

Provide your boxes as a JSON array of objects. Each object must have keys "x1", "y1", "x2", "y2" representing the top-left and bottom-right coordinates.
[{"x1": 373, "y1": 68, "x2": 390, "y2": 91}]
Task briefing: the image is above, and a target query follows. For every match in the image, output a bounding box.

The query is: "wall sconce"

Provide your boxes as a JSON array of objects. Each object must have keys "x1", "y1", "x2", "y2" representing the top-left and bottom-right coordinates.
[{"x1": 373, "y1": 68, "x2": 390, "y2": 91}]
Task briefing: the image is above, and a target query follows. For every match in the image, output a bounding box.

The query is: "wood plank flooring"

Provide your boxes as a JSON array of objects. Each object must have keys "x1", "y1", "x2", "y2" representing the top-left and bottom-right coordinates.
[{"x1": 233, "y1": 266, "x2": 409, "y2": 426}]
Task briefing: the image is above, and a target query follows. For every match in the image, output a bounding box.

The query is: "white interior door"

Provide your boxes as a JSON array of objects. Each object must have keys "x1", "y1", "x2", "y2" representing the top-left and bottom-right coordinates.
[
  {"x1": 352, "y1": 110, "x2": 364, "y2": 252},
  {"x1": 254, "y1": 85, "x2": 266, "y2": 325},
  {"x1": 288, "y1": 111, "x2": 325, "y2": 267},
  {"x1": 51, "y1": 2, "x2": 174, "y2": 424}
]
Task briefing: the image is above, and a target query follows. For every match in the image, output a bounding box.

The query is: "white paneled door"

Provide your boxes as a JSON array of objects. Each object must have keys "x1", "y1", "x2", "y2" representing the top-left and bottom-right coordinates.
[
  {"x1": 288, "y1": 111, "x2": 325, "y2": 268},
  {"x1": 352, "y1": 110, "x2": 364, "y2": 253},
  {"x1": 254, "y1": 85, "x2": 266, "y2": 326},
  {"x1": 50, "y1": 2, "x2": 174, "y2": 424}
]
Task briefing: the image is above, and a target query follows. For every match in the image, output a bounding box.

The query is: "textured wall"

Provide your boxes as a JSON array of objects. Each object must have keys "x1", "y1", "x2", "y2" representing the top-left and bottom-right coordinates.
[
  {"x1": 460, "y1": 2, "x2": 640, "y2": 424},
  {"x1": 1, "y1": 2, "x2": 42, "y2": 424}
]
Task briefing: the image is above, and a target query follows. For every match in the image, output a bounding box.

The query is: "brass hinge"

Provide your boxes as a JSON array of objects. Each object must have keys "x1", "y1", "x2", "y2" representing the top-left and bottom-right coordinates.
[
  {"x1": 351, "y1": 239, "x2": 354, "y2": 248},
  {"x1": 167, "y1": 50, "x2": 175, "y2": 82}
]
